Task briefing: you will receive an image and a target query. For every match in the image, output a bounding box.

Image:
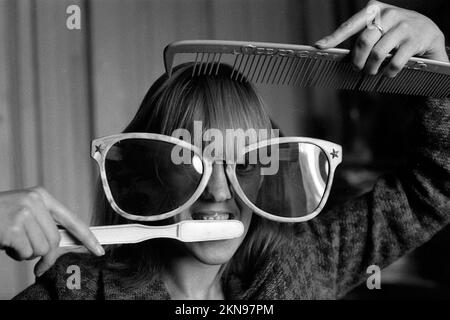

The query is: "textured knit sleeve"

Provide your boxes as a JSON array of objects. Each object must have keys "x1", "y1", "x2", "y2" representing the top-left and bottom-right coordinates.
[
  {"x1": 12, "y1": 253, "x2": 101, "y2": 300},
  {"x1": 307, "y1": 97, "x2": 450, "y2": 298},
  {"x1": 12, "y1": 266, "x2": 57, "y2": 300}
]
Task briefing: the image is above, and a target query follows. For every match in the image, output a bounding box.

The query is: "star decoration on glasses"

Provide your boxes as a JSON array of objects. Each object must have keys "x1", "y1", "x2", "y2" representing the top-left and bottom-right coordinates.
[
  {"x1": 95, "y1": 144, "x2": 104, "y2": 154},
  {"x1": 330, "y1": 149, "x2": 339, "y2": 159}
]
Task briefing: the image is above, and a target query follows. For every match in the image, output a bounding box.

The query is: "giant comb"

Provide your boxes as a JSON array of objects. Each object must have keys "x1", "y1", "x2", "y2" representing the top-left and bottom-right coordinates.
[{"x1": 164, "y1": 40, "x2": 450, "y2": 98}]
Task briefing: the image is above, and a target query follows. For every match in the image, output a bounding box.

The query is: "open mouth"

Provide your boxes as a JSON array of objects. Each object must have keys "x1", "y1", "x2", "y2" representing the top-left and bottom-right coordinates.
[{"x1": 191, "y1": 212, "x2": 235, "y2": 221}]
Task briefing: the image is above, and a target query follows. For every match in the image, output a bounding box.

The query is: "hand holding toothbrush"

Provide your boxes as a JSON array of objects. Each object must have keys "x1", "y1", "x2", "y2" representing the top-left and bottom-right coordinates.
[{"x1": 0, "y1": 187, "x2": 105, "y2": 277}]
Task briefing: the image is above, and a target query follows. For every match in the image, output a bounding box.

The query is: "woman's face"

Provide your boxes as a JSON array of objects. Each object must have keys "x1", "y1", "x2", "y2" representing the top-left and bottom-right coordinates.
[{"x1": 173, "y1": 136, "x2": 260, "y2": 265}]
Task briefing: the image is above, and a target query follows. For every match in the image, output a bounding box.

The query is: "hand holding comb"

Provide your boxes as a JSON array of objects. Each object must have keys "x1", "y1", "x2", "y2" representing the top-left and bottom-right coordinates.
[{"x1": 164, "y1": 40, "x2": 450, "y2": 98}]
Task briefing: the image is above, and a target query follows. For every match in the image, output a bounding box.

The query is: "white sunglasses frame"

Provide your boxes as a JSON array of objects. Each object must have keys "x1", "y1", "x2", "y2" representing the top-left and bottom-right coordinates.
[{"x1": 92, "y1": 133, "x2": 342, "y2": 223}]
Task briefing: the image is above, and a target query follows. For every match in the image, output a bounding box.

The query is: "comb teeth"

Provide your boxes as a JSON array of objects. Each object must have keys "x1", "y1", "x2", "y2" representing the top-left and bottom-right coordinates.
[{"x1": 165, "y1": 40, "x2": 450, "y2": 98}]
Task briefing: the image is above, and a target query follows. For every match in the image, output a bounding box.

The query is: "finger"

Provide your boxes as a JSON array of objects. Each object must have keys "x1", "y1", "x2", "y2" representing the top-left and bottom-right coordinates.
[
  {"x1": 351, "y1": 28, "x2": 383, "y2": 71},
  {"x1": 383, "y1": 40, "x2": 417, "y2": 77},
  {"x1": 364, "y1": 25, "x2": 407, "y2": 75},
  {"x1": 315, "y1": 4, "x2": 381, "y2": 48},
  {"x1": 34, "y1": 246, "x2": 89, "y2": 277},
  {"x1": 32, "y1": 188, "x2": 104, "y2": 256},
  {"x1": 27, "y1": 190, "x2": 61, "y2": 250},
  {"x1": 352, "y1": 12, "x2": 400, "y2": 71},
  {"x1": 23, "y1": 215, "x2": 50, "y2": 258},
  {"x1": 34, "y1": 248, "x2": 58, "y2": 277},
  {"x1": 56, "y1": 218, "x2": 105, "y2": 257},
  {"x1": 5, "y1": 226, "x2": 34, "y2": 260}
]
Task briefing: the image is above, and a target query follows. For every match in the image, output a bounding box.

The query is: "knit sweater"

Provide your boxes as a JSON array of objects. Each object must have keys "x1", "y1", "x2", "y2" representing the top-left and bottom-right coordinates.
[{"x1": 14, "y1": 97, "x2": 450, "y2": 300}]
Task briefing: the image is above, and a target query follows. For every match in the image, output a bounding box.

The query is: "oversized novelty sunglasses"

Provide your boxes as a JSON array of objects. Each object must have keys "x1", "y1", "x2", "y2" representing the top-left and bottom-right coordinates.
[{"x1": 91, "y1": 133, "x2": 342, "y2": 223}]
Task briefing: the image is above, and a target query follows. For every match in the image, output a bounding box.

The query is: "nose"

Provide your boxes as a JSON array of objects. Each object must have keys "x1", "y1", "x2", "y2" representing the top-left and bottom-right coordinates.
[{"x1": 201, "y1": 162, "x2": 232, "y2": 202}]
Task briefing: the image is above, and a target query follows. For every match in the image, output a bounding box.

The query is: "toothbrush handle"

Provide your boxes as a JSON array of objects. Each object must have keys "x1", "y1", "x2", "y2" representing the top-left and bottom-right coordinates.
[
  {"x1": 58, "y1": 224, "x2": 177, "y2": 248},
  {"x1": 59, "y1": 221, "x2": 244, "y2": 247}
]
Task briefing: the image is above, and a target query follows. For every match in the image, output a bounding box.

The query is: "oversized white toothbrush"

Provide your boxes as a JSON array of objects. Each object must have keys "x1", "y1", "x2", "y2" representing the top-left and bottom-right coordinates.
[{"x1": 59, "y1": 220, "x2": 244, "y2": 247}]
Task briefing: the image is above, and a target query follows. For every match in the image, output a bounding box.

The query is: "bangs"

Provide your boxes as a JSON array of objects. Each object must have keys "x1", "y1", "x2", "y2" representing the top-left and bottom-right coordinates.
[
  {"x1": 190, "y1": 75, "x2": 271, "y2": 135},
  {"x1": 153, "y1": 63, "x2": 273, "y2": 144}
]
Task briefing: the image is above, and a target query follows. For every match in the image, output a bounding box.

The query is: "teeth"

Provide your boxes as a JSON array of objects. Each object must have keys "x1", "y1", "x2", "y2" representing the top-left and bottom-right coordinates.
[{"x1": 192, "y1": 212, "x2": 231, "y2": 220}]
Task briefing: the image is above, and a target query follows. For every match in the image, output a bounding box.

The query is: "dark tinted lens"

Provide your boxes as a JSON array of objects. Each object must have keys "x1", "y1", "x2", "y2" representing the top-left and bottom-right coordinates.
[
  {"x1": 104, "y1": 138, "x2": 203, "y2": 217},
  {"x1": 237, "y1": 142, "x2": 330, "y2": 218}
]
